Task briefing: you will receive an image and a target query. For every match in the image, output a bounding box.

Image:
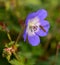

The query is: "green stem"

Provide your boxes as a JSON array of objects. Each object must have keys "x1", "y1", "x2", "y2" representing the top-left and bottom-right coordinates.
[
  {"x1": 7, "y1": 32, "x2": 12, "y2": 41},
  {"x1": 15, "y1": 26, "x2": 25, "y2": 44},
  {"x1": 13, "y1": 52, "x2": 20, "y2": 61},
  {"x1": 15, "y1": 31, "x2": 21, "y2": 44}
]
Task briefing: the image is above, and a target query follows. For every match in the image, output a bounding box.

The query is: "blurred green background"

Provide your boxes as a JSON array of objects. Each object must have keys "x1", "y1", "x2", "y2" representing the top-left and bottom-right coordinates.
[{"x1": 0, "y1": 0, "x2": 60, "y2": 65}]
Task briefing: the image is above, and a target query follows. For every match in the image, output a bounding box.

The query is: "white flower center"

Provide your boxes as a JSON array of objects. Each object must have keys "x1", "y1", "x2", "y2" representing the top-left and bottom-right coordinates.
[{"x1": 26, "y1": 17, "x2": 40, "y2": 36}]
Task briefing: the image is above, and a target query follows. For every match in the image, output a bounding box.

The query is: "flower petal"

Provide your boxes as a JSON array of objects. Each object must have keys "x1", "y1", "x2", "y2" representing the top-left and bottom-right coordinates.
[
  {"x1": 37, "y1": 9, "x2": 47, "y2": 20},
  {"x1": 28, "y1": 35, "x2": 40, "y2": 46},
  {"x1": 40, "y1": 20, "x2": 50, "y2": 27},
  {"x1": 25, "y1": 12, "x2": 36, "y2": 25},
  {"x1": 25, "y1": 9, "x2": 47, "y2": 25},
  {"x1": 36, "y1": 29, "x2": 48, "y2": 37},
  {"x1": 23, "y1": 29, "x2": 27, "y2": 41},
  {"x1": 36, "y1": 20, "x2": 50, "y2": 37}
]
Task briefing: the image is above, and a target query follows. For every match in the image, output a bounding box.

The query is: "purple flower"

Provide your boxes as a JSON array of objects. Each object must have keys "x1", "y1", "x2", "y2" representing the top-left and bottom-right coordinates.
[{"x1": 23, "y1": 9, "x2": 50, "y2": 46}]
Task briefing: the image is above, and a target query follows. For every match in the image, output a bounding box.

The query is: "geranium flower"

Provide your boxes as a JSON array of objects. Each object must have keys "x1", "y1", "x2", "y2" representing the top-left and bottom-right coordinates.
[{"x1": 23, "y1": 9, "x2": 50, "y2": 46}]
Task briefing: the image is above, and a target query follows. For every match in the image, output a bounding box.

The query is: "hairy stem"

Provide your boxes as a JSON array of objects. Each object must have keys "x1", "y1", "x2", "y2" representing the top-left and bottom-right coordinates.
[
  {"x1": 13, "y1": 52, "x2": 20, "y2": 61},
  {"x1": 15, "y1": 24, "x2": 25, "y2": 44},
  {"x1": 7, "y1": 32, "x2": 12, "y2": 41},
  {"x1": 15, "y1": 31, "x2": 22, "y2": 44}
]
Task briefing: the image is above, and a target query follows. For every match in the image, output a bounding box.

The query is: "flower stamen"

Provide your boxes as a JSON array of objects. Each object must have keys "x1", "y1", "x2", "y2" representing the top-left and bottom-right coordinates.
[
  {"x1": 33, "y1": 26, "x2": 38, "y2": 31},
  {"x1": 29, "y1": 25, "x2": 38, "y2": 32}
]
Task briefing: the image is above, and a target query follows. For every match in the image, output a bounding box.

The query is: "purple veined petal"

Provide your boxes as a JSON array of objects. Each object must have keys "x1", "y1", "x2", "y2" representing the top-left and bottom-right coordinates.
[
  {"x1": 40, "y1": 20, "x2": 50, "y2": 29},
  {"x1": 23, "y1": 29, "x2": 27, "y2": 41},
  {"x1": 36, "y1": 29, "x2": 48, "y2": 37},
  {"x1": 28, "y1": 35, "x2": 40, "y2": 46},
  {"x1": 36, "y1": 20, "x2": 50, "y2": 37},
  {"x1": 36, "y1": 9, "x2": 48, "y2": 20},
  {"x1": 25, "y1": 12, "x2": 36, "y2": 25},
  {"x1": 25, "y1": 9, "x2": 47, "y2": 25}
]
